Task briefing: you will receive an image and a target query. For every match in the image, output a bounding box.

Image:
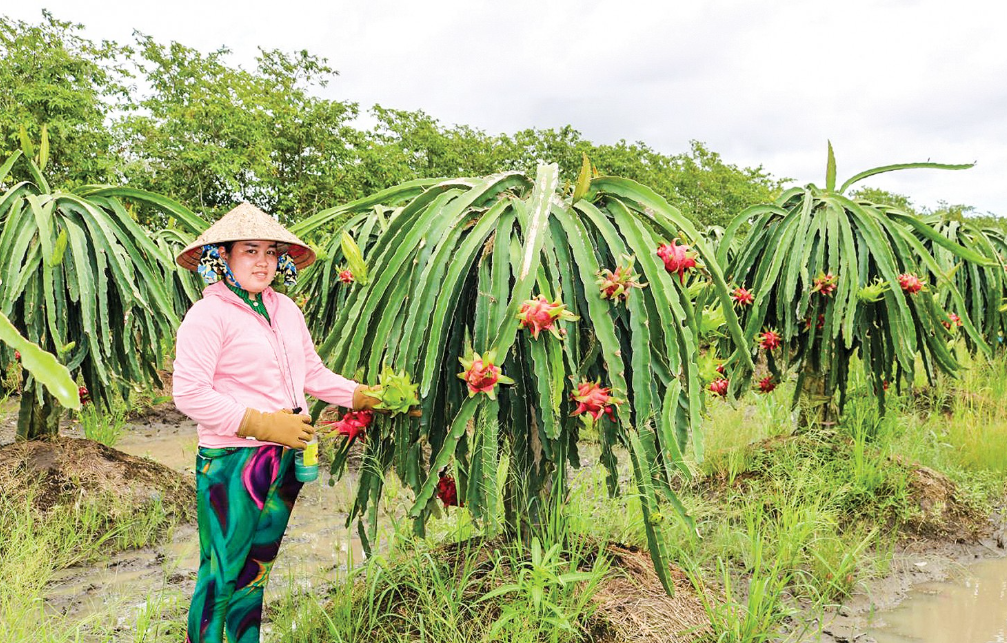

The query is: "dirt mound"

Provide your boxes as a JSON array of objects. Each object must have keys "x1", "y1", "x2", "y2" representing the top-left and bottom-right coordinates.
[
  {"x1": 0, "y1": 437, "x2": 194, "y2": 521},
  {"x1": 898, "y1": 459, "x2": 988, "y2": 542},
  {"x1": 592, "y1": 544, "x2": 710, "y2": 643}
]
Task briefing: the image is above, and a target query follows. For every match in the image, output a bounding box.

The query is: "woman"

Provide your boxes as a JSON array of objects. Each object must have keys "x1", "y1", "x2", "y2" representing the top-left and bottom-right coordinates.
[{"x1": 173, "y1": 203, "x2": 379, "y2": 643}]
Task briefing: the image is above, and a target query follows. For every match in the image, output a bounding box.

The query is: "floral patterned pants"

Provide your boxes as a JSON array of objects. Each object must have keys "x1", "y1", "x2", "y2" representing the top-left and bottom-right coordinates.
[{"x1": 186, "y1": 445, "x2": 302, "y2": 643}]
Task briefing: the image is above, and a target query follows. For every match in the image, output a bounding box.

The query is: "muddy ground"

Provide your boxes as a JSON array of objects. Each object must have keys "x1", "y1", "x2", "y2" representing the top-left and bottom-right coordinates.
[{"x1": 1, "y1": 397, "x2": 1004, "y2": 641}]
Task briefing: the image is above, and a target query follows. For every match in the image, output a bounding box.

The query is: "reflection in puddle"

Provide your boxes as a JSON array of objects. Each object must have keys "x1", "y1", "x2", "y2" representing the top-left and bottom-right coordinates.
[{"x1": 866, "y1": 556, "x2": 1007, "y2": 643}]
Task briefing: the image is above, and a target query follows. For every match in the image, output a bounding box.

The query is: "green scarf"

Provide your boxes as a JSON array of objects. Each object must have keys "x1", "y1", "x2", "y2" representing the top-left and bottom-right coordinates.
[{"x1": 225, "y1": 282, "x2": 271, "y2": 323}]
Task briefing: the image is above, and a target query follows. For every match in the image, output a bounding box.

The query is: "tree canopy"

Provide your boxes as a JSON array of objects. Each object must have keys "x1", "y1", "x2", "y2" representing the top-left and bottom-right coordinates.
[{"x1": 0, "y1": 10, "x2": 799, "y2": 229}]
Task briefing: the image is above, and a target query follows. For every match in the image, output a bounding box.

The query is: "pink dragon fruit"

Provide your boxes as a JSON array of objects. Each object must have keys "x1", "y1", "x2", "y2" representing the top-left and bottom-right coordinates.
[
  {"x1": 731, "y1": 287, "x2": 754, "y2": 306},
  {"x1": 656, "y1": 239, "x2": 697, "y2": 282},
  {"x1": 758, "y1": 329, "x2": 782, "y2": 351},
  {"x1": 338, "y1": 269, "x2": 354, "y2": 285},
  {"x1": 458, "y1": 349, "x2": 514, "y2": 399},
  {"x1": 898, "y1": 273, "x2": 923, "y2": 294},
  {"x1": 811, "y1": 273, "x2": 838, "y2": 297},
  {"x1": 709, "y1": 378, "x2": 729, "y2": 397},
  {"x1": 570, "y1": 380, "x2": 624, "y2": 422},
  {"x1": 596, "y1": 257, "x2": 647, "y2": 305},
  {"x1": 942, "y1": 313, "x2": 962, "y2": 329},
  {"x1": 324, "y1": 410, "x2": 373, "y2": 442},
  {"x1": 757, "y1": 376, "x2": 776, "y2": 393},
  {"x1": 517, "y1": 295, "x2": 579, "y2": 340},
  {"x1": 804, "y1": 314, "x2": 826, "y2": 330}
]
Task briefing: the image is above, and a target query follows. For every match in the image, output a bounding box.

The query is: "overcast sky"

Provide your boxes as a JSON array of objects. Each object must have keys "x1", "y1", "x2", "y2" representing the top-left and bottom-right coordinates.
[{"x1": 8, "y1": 0, "x2": 1007, "y2": 215}]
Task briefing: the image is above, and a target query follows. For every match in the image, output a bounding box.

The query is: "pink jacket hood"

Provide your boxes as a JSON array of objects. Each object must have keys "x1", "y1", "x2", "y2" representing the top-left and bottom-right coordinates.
[{"x1": 173, "y1": 281, "x2": 358, "y2": 448}]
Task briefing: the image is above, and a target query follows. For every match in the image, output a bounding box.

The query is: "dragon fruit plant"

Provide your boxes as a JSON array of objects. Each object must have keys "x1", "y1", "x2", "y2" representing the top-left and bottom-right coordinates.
[
  {"x1": 299, "y1": 163, "x2": 752, "y2": 594},
  {"x1": 0, "y1": 146, "x2": 200, "y2": 439},
  {"x1": 720, "y1": 142, "x2": 987, "y2": 424},
  {"x1": 912, "y1": 215, "x2": 1007, "y2": 354}
]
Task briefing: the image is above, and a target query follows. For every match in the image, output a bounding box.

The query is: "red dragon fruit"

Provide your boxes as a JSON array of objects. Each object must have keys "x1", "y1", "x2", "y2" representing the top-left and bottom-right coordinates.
[
  {"x1": 942, "y1": 313, "x2": 962, "y2": 330},
  {"x1": 811, "y1": 273, "x2": 838, "y2": 297},
  {"x1": 596, "y1": 257, "x2": 647, "y2": 305},
  {"x1": 13, "y1": 350, "x2": 20, "y2": 361},
  {"x1": 78, "y1": 386, "x2": 90, "y2": 405},
  {"x1": 709, "y1": 378, "x2": 729, "y2": 397},
  {"x1": 517, "y1": 295, "x2": 579, "y2": 340},
  {"x1": 897, "y1": 273, "x2": 924, "y2": 294},
  {"x1": 324, "y1": 410, "x2": 373, "y2": 442},
  {"x1": 731, "y1": 287, "x2": 754, "y2": 307},
  {"x1": 804, "y1": 314, "x2": 826, "y2": 330},
  {"x1": 338, "y1": 269, "x2": 354, "y2": 285},
  {"x1": 757, "y1": 376, "x2": 776, "y2": 393},
  {"x1": 458, "y1": 349, "x2": 514, "y2": 399},
  {"x1": 758, "y1": 329, "x2": 782, "y2": 351},
  {"x1": 656, "y1": 239, "x2": 697, "y2": 282},
  {"x1": 436, "y1": 469, "x2": 462, "y2": 507},
  {"x1": 570, "y1": 380, "x2": 624, "y2": 422}
]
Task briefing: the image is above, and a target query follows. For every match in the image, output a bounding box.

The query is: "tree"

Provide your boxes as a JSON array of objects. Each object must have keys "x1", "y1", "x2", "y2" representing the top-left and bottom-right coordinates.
[
  {"x1": 295, "y1": 164, "x2": 753, "y2": 593},
  {"x1": 118, "y1": 36, "x2": 368, "y2": 225},
  {"x1": 0, "y1": 10, "x2": 131, "y2": 186}
]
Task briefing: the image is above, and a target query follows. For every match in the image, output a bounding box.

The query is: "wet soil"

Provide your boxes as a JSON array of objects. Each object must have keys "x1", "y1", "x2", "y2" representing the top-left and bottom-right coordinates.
[
  {"x1": 2, "y1": 395, "x2": 1005, "y2": 641},
  {"x1": 0, "y1": 397, "x2": 371, "y2": 624},
  {"x1": 799, "y1": 511, "x2": 1007, "y2": 643}
]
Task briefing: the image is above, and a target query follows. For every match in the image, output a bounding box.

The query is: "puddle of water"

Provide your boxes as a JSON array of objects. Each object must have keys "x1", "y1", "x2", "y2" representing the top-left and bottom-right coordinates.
[
  {"x1": 46, "y1": 422, "x2": 373, "y2": 621},
  {"x1": 866, "y1": 556, "x2": 1007, "y2": 643}
]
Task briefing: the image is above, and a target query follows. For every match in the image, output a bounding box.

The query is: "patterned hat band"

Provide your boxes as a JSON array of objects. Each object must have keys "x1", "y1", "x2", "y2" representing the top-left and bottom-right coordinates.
[{"x1": 197, "y1": 244, "x2": 298, "y2": 287}]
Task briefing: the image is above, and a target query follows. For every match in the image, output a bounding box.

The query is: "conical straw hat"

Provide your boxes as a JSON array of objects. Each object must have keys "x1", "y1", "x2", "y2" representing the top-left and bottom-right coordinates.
[{"x1": 176, "y1": 202, "x2": 316, "y2": 271}]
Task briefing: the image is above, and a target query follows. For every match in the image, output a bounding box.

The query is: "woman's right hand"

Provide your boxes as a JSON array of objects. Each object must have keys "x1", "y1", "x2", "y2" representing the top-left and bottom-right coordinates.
[{"x1": 237, "y1": 408, "x2": 315, "y2": 449}]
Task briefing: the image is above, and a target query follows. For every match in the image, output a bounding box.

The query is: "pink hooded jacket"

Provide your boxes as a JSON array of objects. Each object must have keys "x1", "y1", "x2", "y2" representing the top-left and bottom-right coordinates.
[{"x1": 173, "y1": 281, "x2": 358, "y2": 448}]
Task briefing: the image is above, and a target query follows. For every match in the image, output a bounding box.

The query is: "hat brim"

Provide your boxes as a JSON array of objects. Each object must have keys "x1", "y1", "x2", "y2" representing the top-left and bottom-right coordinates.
[
  {"x1": 177, "y1": 240, "x2": 316, "y2": 271},
  {"x1": 175, "y1": 202, "x2": 317, "y2": 271}
]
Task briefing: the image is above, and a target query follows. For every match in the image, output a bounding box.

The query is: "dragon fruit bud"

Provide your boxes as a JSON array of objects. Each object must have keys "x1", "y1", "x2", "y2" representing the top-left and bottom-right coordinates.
[
  {"x1": 458, "y1": 349, "x2": 514, "y2": 399},
  {"x1": 570, "y1": 380, "x2": 624, "y2": 423},
  {"x1": 758, "y1": 329, "x2": 782, "y2": 351},
  {"x1": 656, "y1": 239, "x2": 698, "y2": 282},
  {"x1": 811, "y1": 273, "x2": 838, "y2": 297},
  {"x1": 857, "y1": 278, "x2": 889, "y2": 302},
  {"x1": 897, "y1": 273, "x2": 924, "y2": 294},
  {"x1": 338, "y1": 269, "x2": 354, "y2": 285},
  {"x1": 709, "y1": 378, "x2": 729, "y2": 397},
  {"x1": 13, "y1": 350, "x2": 20, "y2": 361},
  {"x1": 757, "y1": 376, "x2": 776, "y2": 393},
  {"x1": 517, "y1": 295, "x2": 579, "y2": 340},
  {"x1": 596, "y1": 256, "x2": 648, "y2": 305},
  {"x1": 731, "y1": 287, "x2": 754, "y2": 306},
  {"x1": 715, "y1": 364, "x2": 726, "y2": 375}
]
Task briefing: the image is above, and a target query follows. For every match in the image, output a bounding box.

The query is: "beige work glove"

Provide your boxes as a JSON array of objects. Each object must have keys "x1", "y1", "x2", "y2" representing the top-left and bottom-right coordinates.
[
  {"x1": 237, "y1": 408, "x2": 315, "y2": 449},
  {"x1": 352, "y1": 384, "x2": 383, "y2": 411}
]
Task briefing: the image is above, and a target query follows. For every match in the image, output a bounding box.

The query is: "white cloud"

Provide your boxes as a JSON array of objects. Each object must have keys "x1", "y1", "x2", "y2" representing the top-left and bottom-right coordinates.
[{"x1": 6, "y1": 0, "x2": 1006, "y2": 213}]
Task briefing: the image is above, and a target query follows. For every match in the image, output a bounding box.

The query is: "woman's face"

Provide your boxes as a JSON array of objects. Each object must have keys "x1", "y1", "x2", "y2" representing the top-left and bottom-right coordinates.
[{"x1": 219, "y1": 240, "x2": 278, "y2": 294}]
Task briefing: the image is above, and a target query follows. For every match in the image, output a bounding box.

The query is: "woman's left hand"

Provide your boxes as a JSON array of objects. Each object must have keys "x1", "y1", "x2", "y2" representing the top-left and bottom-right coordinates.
[{"x1": 352, "y1": 384, "x2": 382, "y2": 411}]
